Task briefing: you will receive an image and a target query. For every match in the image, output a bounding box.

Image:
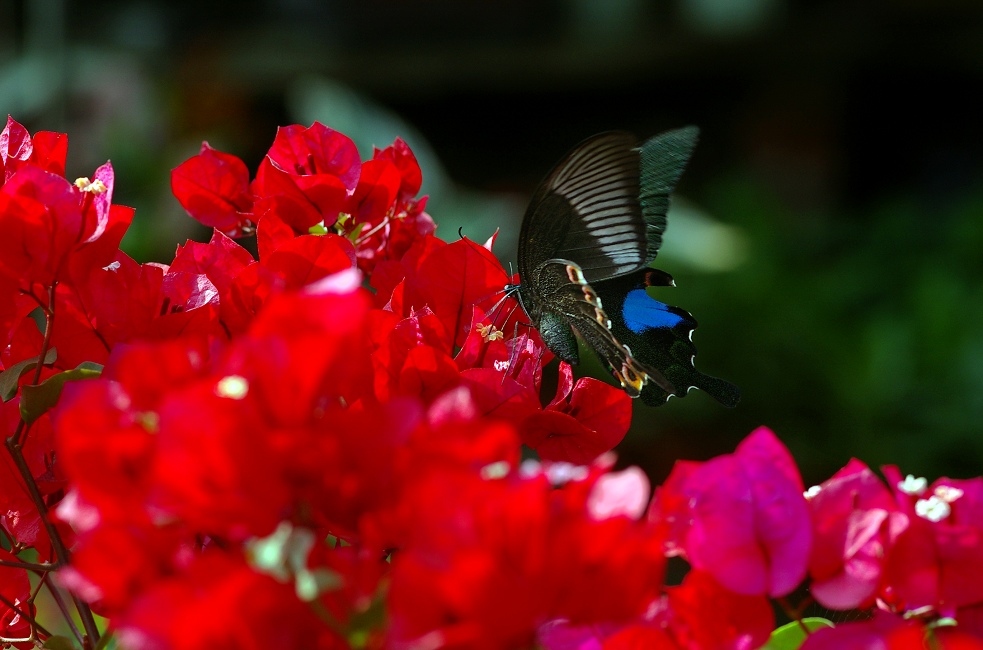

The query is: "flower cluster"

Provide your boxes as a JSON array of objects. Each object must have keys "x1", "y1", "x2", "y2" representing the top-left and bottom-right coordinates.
[{"x1": 1, "y1": 115, "x2": 983, "y2": 649}]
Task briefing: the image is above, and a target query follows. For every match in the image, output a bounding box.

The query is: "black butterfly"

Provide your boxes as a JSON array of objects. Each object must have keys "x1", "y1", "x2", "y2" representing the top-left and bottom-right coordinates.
[{"x1": 512, "y1": 127, "x2": 740, "y2": 407}]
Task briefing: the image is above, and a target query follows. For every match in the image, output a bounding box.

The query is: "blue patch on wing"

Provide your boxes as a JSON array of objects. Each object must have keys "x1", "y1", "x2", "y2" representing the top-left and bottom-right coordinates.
[{"x1": 622, "y1": 289, "x2": 686, "y2": 333}]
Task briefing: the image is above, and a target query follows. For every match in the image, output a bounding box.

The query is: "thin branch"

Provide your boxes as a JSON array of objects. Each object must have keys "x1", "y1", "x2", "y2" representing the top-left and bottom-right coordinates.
[
  {"x1": 0, "y1": 558, "x2": 60, "y2": 572},
  {"x1": 43, "y1": 574, "x2": 84, "y2": 647}
]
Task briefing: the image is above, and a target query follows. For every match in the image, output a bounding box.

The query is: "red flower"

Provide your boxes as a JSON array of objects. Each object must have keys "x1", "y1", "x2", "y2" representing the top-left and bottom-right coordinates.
[
  {"x1": 660, "y1": 570, "x2": 774, "y2": 650},
  {"x1": 252, "y1": 122, "x2": 360, "y2": 234},
  {"x1": 171, "y1": 142, "x2": 255, "y2": 236},
  {"x1": 53, "y1": 380, "x2": 158, "y2": 520},
  {"x1": 56, "y1": 521, "x2": 186, "y2": 616},
  {"x1": 1, "y1": 116, "x2": 67, "y2": 184},
  {"x1": 373, "y1": 137, "x2": 423, "y2": 201},
  {"x1": 169, "y1": 229, "x2": 257, "y2": 333},
  {"x1": 519, "y1": 362, "x2": 633, "y2": 464},
  {"x1": 388, "y1": 469, "x2": 665, "y2": 648},
  {"x1": 389, "y1": 235, "x2": 519, "y2": 348},
  {"x1": 114, "y1": 552, "x2": 333, "y2": 650},
  {"x1": 343, "y1": 138, "x2": 431, "y2": 271},
  {"x1": 1, "y1": 116, "x2": 34, "y2": 185},
  {"x1": 797, "y1": 611, "x2": 983, "y2": 650},
  {"x1": 0, "y1": 165, "x2": 86, "y2": 285},
  {"x1": 261, "y1": 233, "x2": 356, "y2": 290},
  {"x1": 346, "y1": 159, "x2": 401, "y2": 225}
]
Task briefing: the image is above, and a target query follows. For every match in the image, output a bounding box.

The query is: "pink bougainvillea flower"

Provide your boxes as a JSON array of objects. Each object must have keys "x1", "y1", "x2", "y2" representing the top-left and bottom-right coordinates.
[
  {"x1": 807, "y1": 458, "x2": 908, "y2": 611},
  {"x1": 650, "y1": 426, "x2": 812, "y2": 597},
  {"x1": 881, "y1": 467, "x2": 983, "y2": 617},
  {"x1": 171, "y1": 142, "x2": 255, "y2": 236}
]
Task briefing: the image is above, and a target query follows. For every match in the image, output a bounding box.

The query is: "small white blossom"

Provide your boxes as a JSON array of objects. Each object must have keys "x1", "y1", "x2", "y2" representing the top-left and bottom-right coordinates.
[
  {"x1": 898, "y1": 474, "x2": 928, "y2": 496},
  {"x1": 915, "y1": 496, "x2": 952, "y2": 522},
  {"x1": 934, "y1": 485, "x2": 964, "y2": 503}
]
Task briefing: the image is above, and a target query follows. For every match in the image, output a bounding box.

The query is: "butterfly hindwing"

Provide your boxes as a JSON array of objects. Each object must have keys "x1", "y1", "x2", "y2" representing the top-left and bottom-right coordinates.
[
  {"x1": 530, "y1": 259, "x2": 675, "y2": 397},
  {"x1": 639, "y1": 127, "x2": 700, "y2": 263},
  {"x1": 596, "y1": 269, "x2": 740, "y2": 408}
]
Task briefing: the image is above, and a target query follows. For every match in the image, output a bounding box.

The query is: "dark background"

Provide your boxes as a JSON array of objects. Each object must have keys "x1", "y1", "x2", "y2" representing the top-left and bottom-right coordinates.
[{"x1": 4, "y1": 0, "x2": 983, "y2": 486}]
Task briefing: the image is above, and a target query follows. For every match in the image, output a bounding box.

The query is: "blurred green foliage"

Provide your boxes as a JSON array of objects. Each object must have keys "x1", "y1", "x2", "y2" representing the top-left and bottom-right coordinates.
[{"x1": 620, "y1": 176, "x2": 983, "y2": 485}]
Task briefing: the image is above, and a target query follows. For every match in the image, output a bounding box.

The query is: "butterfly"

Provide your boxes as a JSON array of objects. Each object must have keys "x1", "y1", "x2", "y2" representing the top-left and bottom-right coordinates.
[{"x1": 511, "y1": 127, "x2": 740, "y2": 407}]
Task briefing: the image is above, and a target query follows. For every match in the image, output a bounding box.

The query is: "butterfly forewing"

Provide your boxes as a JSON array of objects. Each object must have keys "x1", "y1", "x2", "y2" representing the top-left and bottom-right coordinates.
[{"x1": 518, "y1": 132, "x2": 648, "y2": 286}]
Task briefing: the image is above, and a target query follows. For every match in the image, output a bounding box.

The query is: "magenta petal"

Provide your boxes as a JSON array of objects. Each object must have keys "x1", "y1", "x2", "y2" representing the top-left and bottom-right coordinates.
[
  {"x1": 686, "y1": 454, "x2": 769, "y2": 595},
  {"x1": 736, "y1": 427, "x2": 812, "y2": 596},
  {"x1": 683, "y1": 428, "x2": 811, "y2": 597}
]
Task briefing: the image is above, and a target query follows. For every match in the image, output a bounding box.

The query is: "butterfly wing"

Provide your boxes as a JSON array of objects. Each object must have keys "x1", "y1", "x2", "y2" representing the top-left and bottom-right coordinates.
[
  {"x1": 639, "y1": 126, "x2": 699, "y2": 264},
  {"x1": 515, "y1": 127, "x2": 736, "y2": 407},
  {"x1": 530, "y1": 259, "x2": 676, "y2": 397},
  {"x1": 517, "y1": 127, "x2": 701, "y2": 288},
  {"x1": 594, "y1": 269, "x2": 740, "y2": 407},
  {"x1": 517, "y1": 132, "x2": 647, "y2": 285}
]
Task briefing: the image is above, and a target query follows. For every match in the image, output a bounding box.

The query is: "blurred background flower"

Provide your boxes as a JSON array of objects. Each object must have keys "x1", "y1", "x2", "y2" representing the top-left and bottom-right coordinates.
[{"x1": 3, "y1": 0, "x2": 983, "y2": 485}]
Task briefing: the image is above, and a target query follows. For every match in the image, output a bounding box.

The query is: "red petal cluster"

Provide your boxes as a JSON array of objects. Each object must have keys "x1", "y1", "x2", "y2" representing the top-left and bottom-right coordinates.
[{"x1": 4, "y1": 115, "x2": 983, "y2": 649}]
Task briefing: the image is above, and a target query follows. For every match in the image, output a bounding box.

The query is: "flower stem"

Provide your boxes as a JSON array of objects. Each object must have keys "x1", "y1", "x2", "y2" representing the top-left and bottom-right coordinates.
[{"x1": 3, "y1": 283, "x2": 101, "y2": 647}]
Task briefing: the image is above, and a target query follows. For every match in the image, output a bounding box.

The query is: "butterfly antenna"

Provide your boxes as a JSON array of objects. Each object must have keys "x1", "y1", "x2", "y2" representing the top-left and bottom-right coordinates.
[{"x1": 481, "y1": 288, "x2": 514, "y2": 324}]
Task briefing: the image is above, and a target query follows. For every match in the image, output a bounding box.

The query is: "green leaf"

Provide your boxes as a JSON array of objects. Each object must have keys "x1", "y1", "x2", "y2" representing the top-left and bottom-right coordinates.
[
  {"x1": 42, "y1": 636, "x2": 79, "y2": 650},
  {"x1": 0, "y1": 348, "x2": 57, "y2": 401},
  {"x1": 19, "y1": 361, "x2": 103, "y2": 425},
  {"x1": 347, "y1": 222, "x2": 365, "y2": 244},
  {"x1": 762, "y1": 618, "x2": 835, "y2": 650}
]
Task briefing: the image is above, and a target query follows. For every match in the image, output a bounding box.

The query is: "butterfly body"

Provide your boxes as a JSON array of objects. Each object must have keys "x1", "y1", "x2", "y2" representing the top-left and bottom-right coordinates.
[{"x1": 515, "y1": 127, "x2": 739, "y2": 407}]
